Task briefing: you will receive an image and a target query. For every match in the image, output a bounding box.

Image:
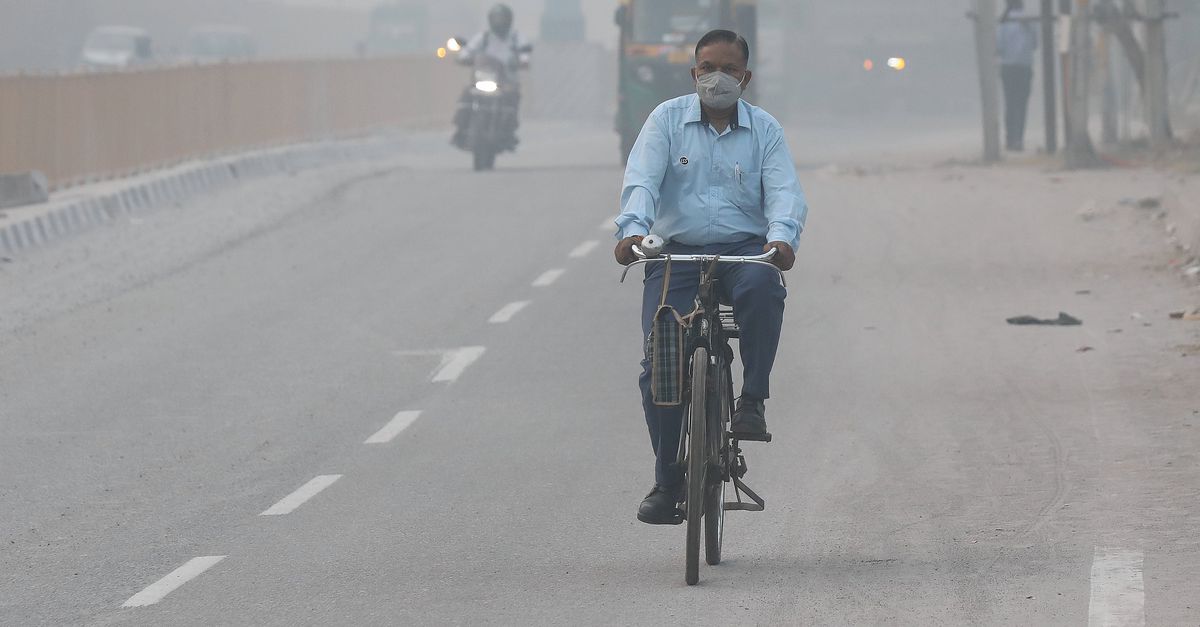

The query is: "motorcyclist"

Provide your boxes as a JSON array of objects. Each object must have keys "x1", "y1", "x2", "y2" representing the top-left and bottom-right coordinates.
[{"x1": 451, "y1": 4, "x2": 532, "y2": 151}]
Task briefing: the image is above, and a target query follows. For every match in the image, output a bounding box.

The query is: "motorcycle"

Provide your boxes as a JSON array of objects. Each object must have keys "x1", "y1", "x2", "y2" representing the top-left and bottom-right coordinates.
[{"x1": 449, "y1": 37, "x2": 531, "y2": 171}]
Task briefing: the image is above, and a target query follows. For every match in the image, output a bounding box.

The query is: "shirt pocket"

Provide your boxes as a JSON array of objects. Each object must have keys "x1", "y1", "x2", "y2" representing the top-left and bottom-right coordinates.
[{"x1": 729, "y1": 168, "x2": 763, "y2": 214}]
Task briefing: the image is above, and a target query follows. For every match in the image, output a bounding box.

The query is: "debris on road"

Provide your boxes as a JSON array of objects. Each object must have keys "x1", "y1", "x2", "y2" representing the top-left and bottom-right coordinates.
[
  {"x1": 1077, "y1": 346, "x2": 1095, "y2": 353},
  {"x1": 1077, "y1": 199, "x2": 1100, "y2": 221},
  {"x1": 1168, "y1": 308, "x2": 1200, "y2": 321},
  {"x1": 1119, "y1": 196, "x2": 1163, "y2": 210},
  {"x1": 1006, "y1": 312, "x2": 1083, "y2": 326}
]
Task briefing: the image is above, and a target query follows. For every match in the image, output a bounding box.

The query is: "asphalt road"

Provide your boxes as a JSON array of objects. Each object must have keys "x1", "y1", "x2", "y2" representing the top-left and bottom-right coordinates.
[{"x1": 2, "y1": 123, "x2": 1199, "y2": 625}]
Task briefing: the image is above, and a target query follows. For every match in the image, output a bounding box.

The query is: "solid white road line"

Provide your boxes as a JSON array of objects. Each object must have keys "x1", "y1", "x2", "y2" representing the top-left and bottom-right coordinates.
[
  {"x1": 432, "y1": 346, "x2": 487, "y2": 383},
  {"x1": 488, "y1": 300, "x2": 531, "y2": 324},
  {"x1": 569, "y1": 240, "x2": 600, "y2": 258},
  {"x1": 260, "y1": 475, "x2": 342, "y2": 516},
  {"x1": 532, "y1": 269, "x2": 565, "y2": 287},
  {"x1": 364, "y1": 410, "x2": 422, "y2": 444},
  {"x1": 122, "y1": 556, "x2": 226, "y2": 608},
  {"x1": 599, "y1": 217, "x2": 615, "y2": 231},
  {"x1": 1088, "y1": 548, "x2": 1145, "y2": 627}
]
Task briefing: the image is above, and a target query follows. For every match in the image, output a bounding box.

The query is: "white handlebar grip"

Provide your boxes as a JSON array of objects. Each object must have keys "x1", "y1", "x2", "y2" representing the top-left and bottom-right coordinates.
[{"x1": 640, "y1": 234, "x2": 664, "y2": 257}]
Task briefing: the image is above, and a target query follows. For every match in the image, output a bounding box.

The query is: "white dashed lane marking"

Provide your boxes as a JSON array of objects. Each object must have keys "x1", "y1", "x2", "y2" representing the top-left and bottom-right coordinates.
[
  {"x1": 364, "y1": 410, "x2": 422, "y2": 444},
  {"x1": 260, "y1": 475, "x2": 342, "y2": 516},
  {"x1": 1088, "y1": 548, "x2": 1144, "y2": 627},
  {"x1": 122, "y1": 556, "x2": 226, "y2": 608},
  {"x1": 532, "y1": 269, "x2": 565, "y2": 287},
  {"x1": 431, "y1": 346, "x2": 487, "y2": 383},
  {"x1": 488, "y1": 301, "x2": 531, "y2": 324},
  {"x1": 568, "y1": 240, "x2": 599, "y2": 258}
]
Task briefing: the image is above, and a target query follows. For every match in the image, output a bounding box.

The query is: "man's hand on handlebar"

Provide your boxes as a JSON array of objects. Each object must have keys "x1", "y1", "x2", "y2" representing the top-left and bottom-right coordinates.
[
  {"x1": 764, "y1": 242, "x2": 795, "y2": 271},
  {"x1": 615, "y1": 235, "x2": 644, "y2": 266}
]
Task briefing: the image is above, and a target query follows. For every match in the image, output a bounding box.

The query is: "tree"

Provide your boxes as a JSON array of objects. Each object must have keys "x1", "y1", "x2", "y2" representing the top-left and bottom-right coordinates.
[
  {"x1": 1093, "y1": 0, "x2": 1174, "y2": 147},
  {"x1": 972, "y1": 0, "x2": 1002, "y2": 163},
  {"x1": 1065, "y1": 0, "x2": 1102, "y2": 167}
]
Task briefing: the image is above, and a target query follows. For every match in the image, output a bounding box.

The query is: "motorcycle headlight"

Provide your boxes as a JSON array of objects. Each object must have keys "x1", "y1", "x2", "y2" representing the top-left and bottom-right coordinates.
[
  {"x1": 636, "y1": 65, "x2": 654, "y2": 83},
  {"x1": 475, "y1": 80, "x2": 499, "y2": 93}
]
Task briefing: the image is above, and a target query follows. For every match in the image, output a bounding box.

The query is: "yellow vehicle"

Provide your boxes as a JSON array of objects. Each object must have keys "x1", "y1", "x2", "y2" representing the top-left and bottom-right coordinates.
[{"x1": 614, "y1": 0, "x2": 758, "y2": 161}]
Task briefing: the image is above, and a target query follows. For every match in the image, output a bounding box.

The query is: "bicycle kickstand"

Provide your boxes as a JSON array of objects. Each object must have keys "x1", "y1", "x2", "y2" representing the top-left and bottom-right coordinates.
[{"x1": 724, "y1": 440, "x2": 766, "y2": 512}]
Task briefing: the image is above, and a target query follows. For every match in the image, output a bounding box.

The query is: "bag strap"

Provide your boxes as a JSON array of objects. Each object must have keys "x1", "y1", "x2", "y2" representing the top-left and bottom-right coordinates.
[{"x1": 658, "y1": 257, "x2": 673, "y2": 308}]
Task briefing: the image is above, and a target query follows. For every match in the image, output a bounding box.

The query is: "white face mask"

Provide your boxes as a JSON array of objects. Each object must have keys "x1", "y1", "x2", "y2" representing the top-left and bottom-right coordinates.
[{"x1": 695, "y1": 71, "x2": 745, "y2": 110}]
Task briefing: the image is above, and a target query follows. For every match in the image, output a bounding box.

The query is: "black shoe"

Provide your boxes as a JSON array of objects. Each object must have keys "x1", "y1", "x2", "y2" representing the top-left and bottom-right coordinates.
[
  {"x1": 637, "y1": 485, "x2": 684, "y2": 525},
  {"x1": 731, "y1": 396, "x2": 771, "y2": 441}
]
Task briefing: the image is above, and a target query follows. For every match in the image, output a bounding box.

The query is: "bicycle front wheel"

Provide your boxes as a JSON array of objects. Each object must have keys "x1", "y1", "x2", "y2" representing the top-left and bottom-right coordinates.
[
  {"x1": 705, "y1": 358, "x2": 730, "y2": 566},
  {"x1": 685, "y1": 346, "x2": 708, "y2": 586}
]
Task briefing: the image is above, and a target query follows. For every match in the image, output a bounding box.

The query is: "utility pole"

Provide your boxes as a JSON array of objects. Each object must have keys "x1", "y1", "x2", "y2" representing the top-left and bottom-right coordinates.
[
  {"x1": 1143, "y1": 0, "x2": 1173, "y2": 147},
  {"x1": 1059, "y1": 0, "x2": 1074, "y2": 147},
  {"x1": 1041, "y1": 0, "x2": 1058, "y2": 153},
  {"x1": 973, "y1": 0, "x2": 1002, "y2": 163},
  {"x1": 1099, "y1": 26, "x2": 1119, "y2": 143},
  {"x1": 1064, "y1": 0, "x2": 1100, "y2": 167}
]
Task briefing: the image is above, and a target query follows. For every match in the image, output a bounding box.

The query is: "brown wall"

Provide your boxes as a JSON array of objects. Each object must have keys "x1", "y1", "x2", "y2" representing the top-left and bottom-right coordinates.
[{"x1": 0, "y1": 56, "x2": 461, "y2": 188}]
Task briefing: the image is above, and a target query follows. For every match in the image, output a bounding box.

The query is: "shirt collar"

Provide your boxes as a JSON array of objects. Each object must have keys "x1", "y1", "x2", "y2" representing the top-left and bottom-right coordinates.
[{"x1": 687, "y1": 96, "x2": 750, "y2": 132}]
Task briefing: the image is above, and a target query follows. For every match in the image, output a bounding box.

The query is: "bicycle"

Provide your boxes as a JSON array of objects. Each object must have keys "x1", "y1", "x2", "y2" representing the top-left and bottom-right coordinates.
[{"x1": 621, "y1": 241, "x2": 784, "y2": 586}]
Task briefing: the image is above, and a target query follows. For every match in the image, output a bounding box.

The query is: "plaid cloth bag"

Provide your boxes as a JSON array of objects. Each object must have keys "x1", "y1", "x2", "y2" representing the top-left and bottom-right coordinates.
[{"x1": 649, "y1": 258, "x2": 692, "y2": 406}]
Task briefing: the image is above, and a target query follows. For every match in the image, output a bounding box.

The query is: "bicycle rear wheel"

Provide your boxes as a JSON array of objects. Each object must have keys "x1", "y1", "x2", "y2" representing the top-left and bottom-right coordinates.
[{"x1": 685, "y1": 346, "x2": 708, "y2": 586}]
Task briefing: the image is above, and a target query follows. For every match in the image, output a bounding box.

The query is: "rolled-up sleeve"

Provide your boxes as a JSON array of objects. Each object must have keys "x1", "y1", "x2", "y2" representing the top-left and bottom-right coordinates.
[
  {"x1": 761, "y1": 128, "x2": 807, "y2": 251},
  {"x1": 615, "y1": 110, "x2": 670, "y2": 240}
]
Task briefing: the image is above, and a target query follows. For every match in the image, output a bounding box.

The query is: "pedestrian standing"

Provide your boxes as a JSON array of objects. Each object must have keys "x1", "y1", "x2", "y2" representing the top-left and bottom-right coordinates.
[{"x1": 997, "y1": 0, "x2": 1039, "y2": 151}]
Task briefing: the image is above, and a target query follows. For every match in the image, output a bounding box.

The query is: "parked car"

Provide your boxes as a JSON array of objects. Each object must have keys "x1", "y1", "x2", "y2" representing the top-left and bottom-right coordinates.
[{"x1": 80, "y1": 26, "x2": 153, "y2": 69}]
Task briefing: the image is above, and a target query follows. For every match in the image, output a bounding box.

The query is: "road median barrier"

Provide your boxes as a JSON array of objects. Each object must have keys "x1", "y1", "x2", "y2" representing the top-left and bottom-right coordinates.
[
  {"x1": 0, "y1": 171, "x2": 50, "y2": 210},
  {"x1": 0, "y1": 134, "x2": 418, "y2": 258}
]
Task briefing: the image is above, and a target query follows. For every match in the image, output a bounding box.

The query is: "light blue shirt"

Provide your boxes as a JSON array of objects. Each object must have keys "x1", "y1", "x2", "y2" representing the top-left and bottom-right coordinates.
[
  {"x1": 997, "y1": 16, "x2": 1038, "y2": 67},
  {"x1": 616, "y1": 94, "x2": 807, "y2": 251}
]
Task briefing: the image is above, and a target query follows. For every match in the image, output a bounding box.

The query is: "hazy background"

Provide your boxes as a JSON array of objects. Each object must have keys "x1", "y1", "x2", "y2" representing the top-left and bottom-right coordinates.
[
  {"x1": 0, "y1": 1, "x2": 1196, "y2": 138},
  {"x1": 0, "y1": 0, "x2": 980, "y2": 123}
]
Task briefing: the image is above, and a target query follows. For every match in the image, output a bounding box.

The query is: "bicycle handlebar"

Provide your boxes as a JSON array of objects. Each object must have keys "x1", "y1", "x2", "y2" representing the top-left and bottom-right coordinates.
[
  {"x1": 620, "y1": 245, "x2": 786, "y2": 286},
  {"x1": 633, "y1": 245, "x2": 777, "y2": 262}
]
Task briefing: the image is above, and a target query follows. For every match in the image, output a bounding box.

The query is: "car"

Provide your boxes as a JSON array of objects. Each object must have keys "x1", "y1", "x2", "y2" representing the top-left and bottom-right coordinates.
[{"x1": 80, "y1": 25, "x2": 153, "y2": 69}]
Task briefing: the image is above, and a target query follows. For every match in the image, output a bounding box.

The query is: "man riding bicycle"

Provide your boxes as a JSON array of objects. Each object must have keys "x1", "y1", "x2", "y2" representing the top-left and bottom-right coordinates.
[{"x1": 613, "y1": 29, "x2": 808, "y2": 525}]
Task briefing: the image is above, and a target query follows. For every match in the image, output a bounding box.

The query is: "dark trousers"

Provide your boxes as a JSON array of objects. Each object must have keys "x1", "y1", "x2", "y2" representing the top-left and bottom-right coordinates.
[
  {"x1": 638, "y1": 238, "x2": 786, "y2": 488},
  {"x1": 1000, "y1": 64, "x2": 1034, "y2": 150}
]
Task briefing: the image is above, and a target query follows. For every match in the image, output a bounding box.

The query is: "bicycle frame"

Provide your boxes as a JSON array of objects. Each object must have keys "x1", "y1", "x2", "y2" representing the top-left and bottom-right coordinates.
[{"x1": 622, "y1": 246, "x2": 781, "y2": 511}]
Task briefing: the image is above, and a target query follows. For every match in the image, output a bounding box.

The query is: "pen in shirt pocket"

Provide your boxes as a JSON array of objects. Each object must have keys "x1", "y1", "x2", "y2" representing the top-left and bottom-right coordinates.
[{"x1": 734, "y1": 162, "x2": 743, "y2": 185}]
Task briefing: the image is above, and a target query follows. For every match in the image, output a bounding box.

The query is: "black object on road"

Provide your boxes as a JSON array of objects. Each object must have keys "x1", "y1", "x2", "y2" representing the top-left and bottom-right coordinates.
[{"x1": 1006, "y1": 312, "x2": 1083, "y2": 326}]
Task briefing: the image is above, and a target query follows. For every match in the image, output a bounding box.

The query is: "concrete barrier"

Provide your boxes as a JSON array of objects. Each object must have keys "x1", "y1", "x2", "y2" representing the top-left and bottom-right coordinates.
[
  {"x1": 0, "y1": 132, "x2": 428, "y2": 257},
  {"x1": 0, "y1": 57, "x2": 462, "y2": 189},
  {"x1": 0, "y1": 171, "x2": 49, "y2": 209}
]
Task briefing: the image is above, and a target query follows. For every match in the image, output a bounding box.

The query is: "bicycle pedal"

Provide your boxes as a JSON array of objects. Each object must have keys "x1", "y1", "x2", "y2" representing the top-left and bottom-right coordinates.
[{"x1": 731, "y1": 431, "x2": 773, "y2": 443}]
